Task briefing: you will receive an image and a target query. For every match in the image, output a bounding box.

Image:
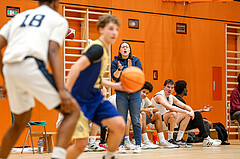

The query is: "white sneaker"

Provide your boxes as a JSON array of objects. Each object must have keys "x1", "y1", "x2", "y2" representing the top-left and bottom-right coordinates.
[
  {"x1": 133, "y1": 145, "x2": 141, "y2": 154},
  {"x1": 118, "y1": 145, "x2": 126, "y2": 153},
  {"x1": 125, "y1": 140, "x2": 136, "y2": 150},
  {"x1": 160, "y1": 140, "x2": 179, "y2": 148},
  {"x1": 88, "y1": 142, "x2": 105, "y2": 151},
  {"x1": 175, "y1": 139, "x2": 193, "y2": 148},
  {"x1": 203, "y1": 137, "x2": 221, "y2": 147},
  {"x1": 84, "y1": 147, "x2": 89, "y2": 152},
  {"x1": 142, "y1": 140, "x2": 160, "y2": 149}
]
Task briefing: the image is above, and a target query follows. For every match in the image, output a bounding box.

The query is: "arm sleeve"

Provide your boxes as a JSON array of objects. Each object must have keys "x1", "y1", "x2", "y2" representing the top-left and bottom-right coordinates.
[
  {"x1": 82, "y1": 45, "x2": 103, "y2": 63},
  {"x1": 144, "y1": 97, "x2": 152, "y2": 108},
  {"x1": 111, "y1": 59, "x2": 119, "y2": 82},
  {"x1": 230, "y1": 90, "x2": 240, "y2": 112},
  {"x1": 0, "y1": 18, "x2": 13, "y2": 41},
  {"x1": 49, "y1": 18, "x2": 68, "y2": 47}
]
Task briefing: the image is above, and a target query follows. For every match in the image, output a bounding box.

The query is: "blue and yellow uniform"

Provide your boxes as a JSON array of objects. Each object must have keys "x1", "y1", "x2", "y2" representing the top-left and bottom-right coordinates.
[{"x1": 71, "y1": 39, "x2": 121, "y2": 127}]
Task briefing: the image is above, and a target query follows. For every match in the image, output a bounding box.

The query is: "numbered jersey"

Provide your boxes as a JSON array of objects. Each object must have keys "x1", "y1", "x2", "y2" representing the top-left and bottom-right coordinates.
[{"x1": 0, "y1": 5, "x2": 68, "y2": 65}]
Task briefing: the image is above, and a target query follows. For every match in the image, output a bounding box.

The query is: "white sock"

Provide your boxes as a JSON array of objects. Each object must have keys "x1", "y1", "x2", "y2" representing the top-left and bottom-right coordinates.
[
  {"x1": 158, "y1": 132, "x2": 165, "y2": 143},
  {"x1": 168, "y1": 131, "x2": 173, "y2": 140},
  {"x1": 176, "y1": 130, "x2": 184, "y2": 141},
  {"x1": 90, "y1": 136, "x2": 97, "y2": 143},
  {"x1": 142, "y1": 133, "x2": 149, "y2": 142},
  {"x1": 105, "y1": 151, "x2": 115, "y2": 159},
  {"x1": 52, "y1": 146, "x2": 66, "y2": 159},
  {"x1": 125, "y1": 136, "x2": 130, "y2": 141}
]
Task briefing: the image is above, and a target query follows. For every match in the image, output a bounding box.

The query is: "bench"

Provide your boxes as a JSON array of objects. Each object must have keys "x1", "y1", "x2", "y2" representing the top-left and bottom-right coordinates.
[
  {"x1": 32, "y1": 132, "x2": 57, "y2": 152},
  {"x1": 129, "y1": 129, "x2": 218, "y2": 142}
]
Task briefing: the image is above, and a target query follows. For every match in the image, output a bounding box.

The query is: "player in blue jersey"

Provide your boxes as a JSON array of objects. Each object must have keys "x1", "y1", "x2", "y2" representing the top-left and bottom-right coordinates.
[{"x1": 65, "y1": 15, "x2": 126, "y2": 159}]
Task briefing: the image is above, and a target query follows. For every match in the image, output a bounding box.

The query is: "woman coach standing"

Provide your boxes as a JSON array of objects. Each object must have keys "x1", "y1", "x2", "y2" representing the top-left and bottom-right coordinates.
[{"x1": 111, "y1": 42, "x2": 142, "y2": 153}]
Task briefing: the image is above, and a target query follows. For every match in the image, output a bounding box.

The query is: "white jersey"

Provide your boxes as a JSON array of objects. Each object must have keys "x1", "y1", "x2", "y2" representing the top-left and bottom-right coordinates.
[
  {"x1": 151, "y1": 90, "x2": 173, "y2": 115},
  {"x1": 141, "y1": 97, "x2": 152, "y2": 109},
  {"x1": 0, "y1": 5, "x2": 68, "y2": 65}
]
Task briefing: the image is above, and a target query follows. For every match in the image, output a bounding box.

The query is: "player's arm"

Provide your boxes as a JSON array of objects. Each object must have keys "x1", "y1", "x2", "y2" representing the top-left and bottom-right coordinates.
[
  {"x1": 48, "y1": 41, "x2": 75, "y2": 113},
  {"x1": 0, "y1": 35, "x2": 7, "y2": 96},
  {"x1": 66, "y1": 56, "x2": 90, "y2": 90},
  {"x1": 153, "y1": 95, "x2": 191, "y2": 115},
  {"x1": 195, "y1": 105, "x2": 213, "y2": 113},
  {"x1": 173, "y1": 96, "x2": 193, "y2": 112},
  {"x1": 172, "y1": 96, "x2": 194, "y2": 119},
  {"x1": 101, "y1": 79, "x2": 125, "y2": 92},
  {"x1": 66, "y1": 44, "x2": 102, "y2": 90}
]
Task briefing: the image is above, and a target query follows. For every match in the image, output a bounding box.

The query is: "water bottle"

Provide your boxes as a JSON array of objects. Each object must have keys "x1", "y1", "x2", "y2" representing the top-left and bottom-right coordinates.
[
  {"x1": 37, "y1": 139, "x2": 44, "y2": 154},
  {"x1": 152, "y1": 133, "x2": 157, "y2": 144}
]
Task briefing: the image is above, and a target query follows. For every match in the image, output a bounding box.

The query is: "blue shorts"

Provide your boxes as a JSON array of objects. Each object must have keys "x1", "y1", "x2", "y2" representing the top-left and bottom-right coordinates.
[{"x1": 77, "y1": 95, "x2": 121, "y2": 127}]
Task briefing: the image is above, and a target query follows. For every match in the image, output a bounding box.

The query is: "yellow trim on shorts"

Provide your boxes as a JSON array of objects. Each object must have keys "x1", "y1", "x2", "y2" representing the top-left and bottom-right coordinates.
[{"x1": 72, "y1": 111, "x2": 90, "y2": 139}]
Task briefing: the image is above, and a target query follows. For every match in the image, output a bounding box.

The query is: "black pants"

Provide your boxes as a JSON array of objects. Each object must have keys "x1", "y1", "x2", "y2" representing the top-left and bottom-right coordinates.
[{"x1": 185, "y1": 111, "x2": 209, "y2": 138}]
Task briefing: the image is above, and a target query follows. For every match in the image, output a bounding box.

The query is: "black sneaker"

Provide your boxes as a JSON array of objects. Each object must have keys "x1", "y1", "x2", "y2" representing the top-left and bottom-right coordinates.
[
  {"x1": 168, "y1": 139, "x2": 180, "y2": 148},
  {"x1": 175, "y1": 139, "x2": 193, "y2": 148},
  {"x1": 103, "y1": 155, "x2": 116, "y2": 159}
]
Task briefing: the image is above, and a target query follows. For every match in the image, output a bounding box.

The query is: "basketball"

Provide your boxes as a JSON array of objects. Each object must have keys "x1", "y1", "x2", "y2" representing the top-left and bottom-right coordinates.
[
  {"x1": 120, "y1": 66, "x2": 145, "y2": 93},
  {"x1": 66, "y1": 28, "x2": 76, "y2": 39}
]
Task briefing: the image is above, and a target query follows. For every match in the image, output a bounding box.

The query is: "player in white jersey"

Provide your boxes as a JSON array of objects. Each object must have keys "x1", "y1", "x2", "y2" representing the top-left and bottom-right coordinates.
[
  {"x1": 151, "y1": 79, "x2": 194, "y2": 148},
  {"x1": 0, "y1": 0, "x2": 80, "y2": 158}
]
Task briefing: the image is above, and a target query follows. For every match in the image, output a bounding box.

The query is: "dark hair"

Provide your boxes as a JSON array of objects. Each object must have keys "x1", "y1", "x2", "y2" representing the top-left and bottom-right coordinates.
[
  {"x1": 175, "y1": 80, "x2": 187, "y2": 94},
  {"x1": 117, "y1": 42, "x2": 133, "y2": 59},
  {"x1": 141, "y1": 81, "x2": 153, "y2": 92},
  {"x1": 38, "y1": 0, "x2": 53, "y2": 3},
  {"x1": 97, "y1": 15, "x2": 120, "y2": 31},
  {"x1": 164, "y1": 79, "x2": 175, "y2": 86},
  {"x1": 238, "y1": 74, "x2": 240, "y2": 86}
]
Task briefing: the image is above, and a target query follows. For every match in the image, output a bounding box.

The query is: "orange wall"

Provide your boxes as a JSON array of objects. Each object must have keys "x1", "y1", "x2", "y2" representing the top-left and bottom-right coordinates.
[{"x1": 1, "y1": 0, "x2": 240, "y2": 146}]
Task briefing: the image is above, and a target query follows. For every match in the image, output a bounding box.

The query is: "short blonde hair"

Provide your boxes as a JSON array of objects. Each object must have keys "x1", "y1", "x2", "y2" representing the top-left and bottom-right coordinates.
[{"x1": 97, "y1": 15, "x2": 120, "y2": 30}]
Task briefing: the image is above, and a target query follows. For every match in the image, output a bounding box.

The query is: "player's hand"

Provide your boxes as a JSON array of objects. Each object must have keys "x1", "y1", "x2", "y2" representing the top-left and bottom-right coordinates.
[
  {"x1": 114, "y1": 82, "x2": 133, "y2": 93},
  {"x1": 59, "y1": 89, "x2": 73, "y2": 114},
  {"x1": 118, "y1": 61, "x2": 123, "y2": 70},
  {"x1": 128, "y1": 59, "x2": 132, "y2": 67},
  {"x1": 189, "y1": 111, "x2": 195, "y2": 120},
  {"x1": 202, "y1": 105, "x2": 213, "y2": 112},
  {"x1": 146, "y1": 109, "x2": 153, "y2": 119}
]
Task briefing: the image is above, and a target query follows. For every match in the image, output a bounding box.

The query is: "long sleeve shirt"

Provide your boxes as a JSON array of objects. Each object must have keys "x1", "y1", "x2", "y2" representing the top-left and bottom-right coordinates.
[
  {"x1": 111, "y1": 56, "x2": 142, "y2": 82},
  {"x1": 230, "y1": 85, "x2": 240, "y2": 114}
]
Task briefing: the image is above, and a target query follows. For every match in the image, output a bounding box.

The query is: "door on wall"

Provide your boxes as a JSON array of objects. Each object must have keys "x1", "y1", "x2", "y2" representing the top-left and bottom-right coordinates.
[{"x1": 122, "y1": 40, "x2": 145, "y2": 72}]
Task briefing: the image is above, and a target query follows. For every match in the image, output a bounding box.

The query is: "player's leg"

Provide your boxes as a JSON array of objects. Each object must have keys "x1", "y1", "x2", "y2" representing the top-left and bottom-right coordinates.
[
  {"x1": 0, "y1": 63, "x2": 35, "y2": 158},
  {"x1": 100, "y1": 126, "x2": 107, "y2": 145},
  {"x1": 22, "y1": 58, "x2": 80, "y2": 157},
  {"x1": 161, "y1": 112, "x2": 179, "y2": 148},
  {"x1": 93, "y1": 100, "x2": 125, "y2": 159},
  {"x1": 88, "y1": 123, "x2": 105, "y2": 151},
  {"x1": 141, "y1": 112, "x2": 147, "y2": 133},
  {"x1": 66, "y1": 111, "x2": 90, "y2": 159},
  {"x1": 141, "y1": 112, "x2": 160, "y2": 149},
  {"x1": 0, "y1": 111, "x2": 32, "y2": 158},
  {"x1": 187, "y1": 111, "x2": 221, "y2": 147},
  {"x1": 55, "y1": 99, "x2": 79, "y2": 148},
  {"x1": 102, "y1": 116, "x2": 125, "y2": 151},
  {"x1": 175, "y1": 113, "x2": 192, "y2": 147},
  {"x1": 66, "y1": 138, "x2": 88, "y2": 159},
  {"x1": 163, "y1": 112, "x2": 178, "y2": 141}
]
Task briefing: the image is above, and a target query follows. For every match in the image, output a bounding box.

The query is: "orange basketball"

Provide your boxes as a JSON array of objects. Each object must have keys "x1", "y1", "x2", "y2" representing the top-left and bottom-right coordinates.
[{"x1": 120, "y1": 66, "x2": 145, "y2": 93}]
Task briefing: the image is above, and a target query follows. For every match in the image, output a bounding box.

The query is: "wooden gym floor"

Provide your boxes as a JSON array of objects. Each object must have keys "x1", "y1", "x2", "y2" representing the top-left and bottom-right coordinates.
[{"x1": 9, "y1": 140, "x2": 240, "y2": 159}]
